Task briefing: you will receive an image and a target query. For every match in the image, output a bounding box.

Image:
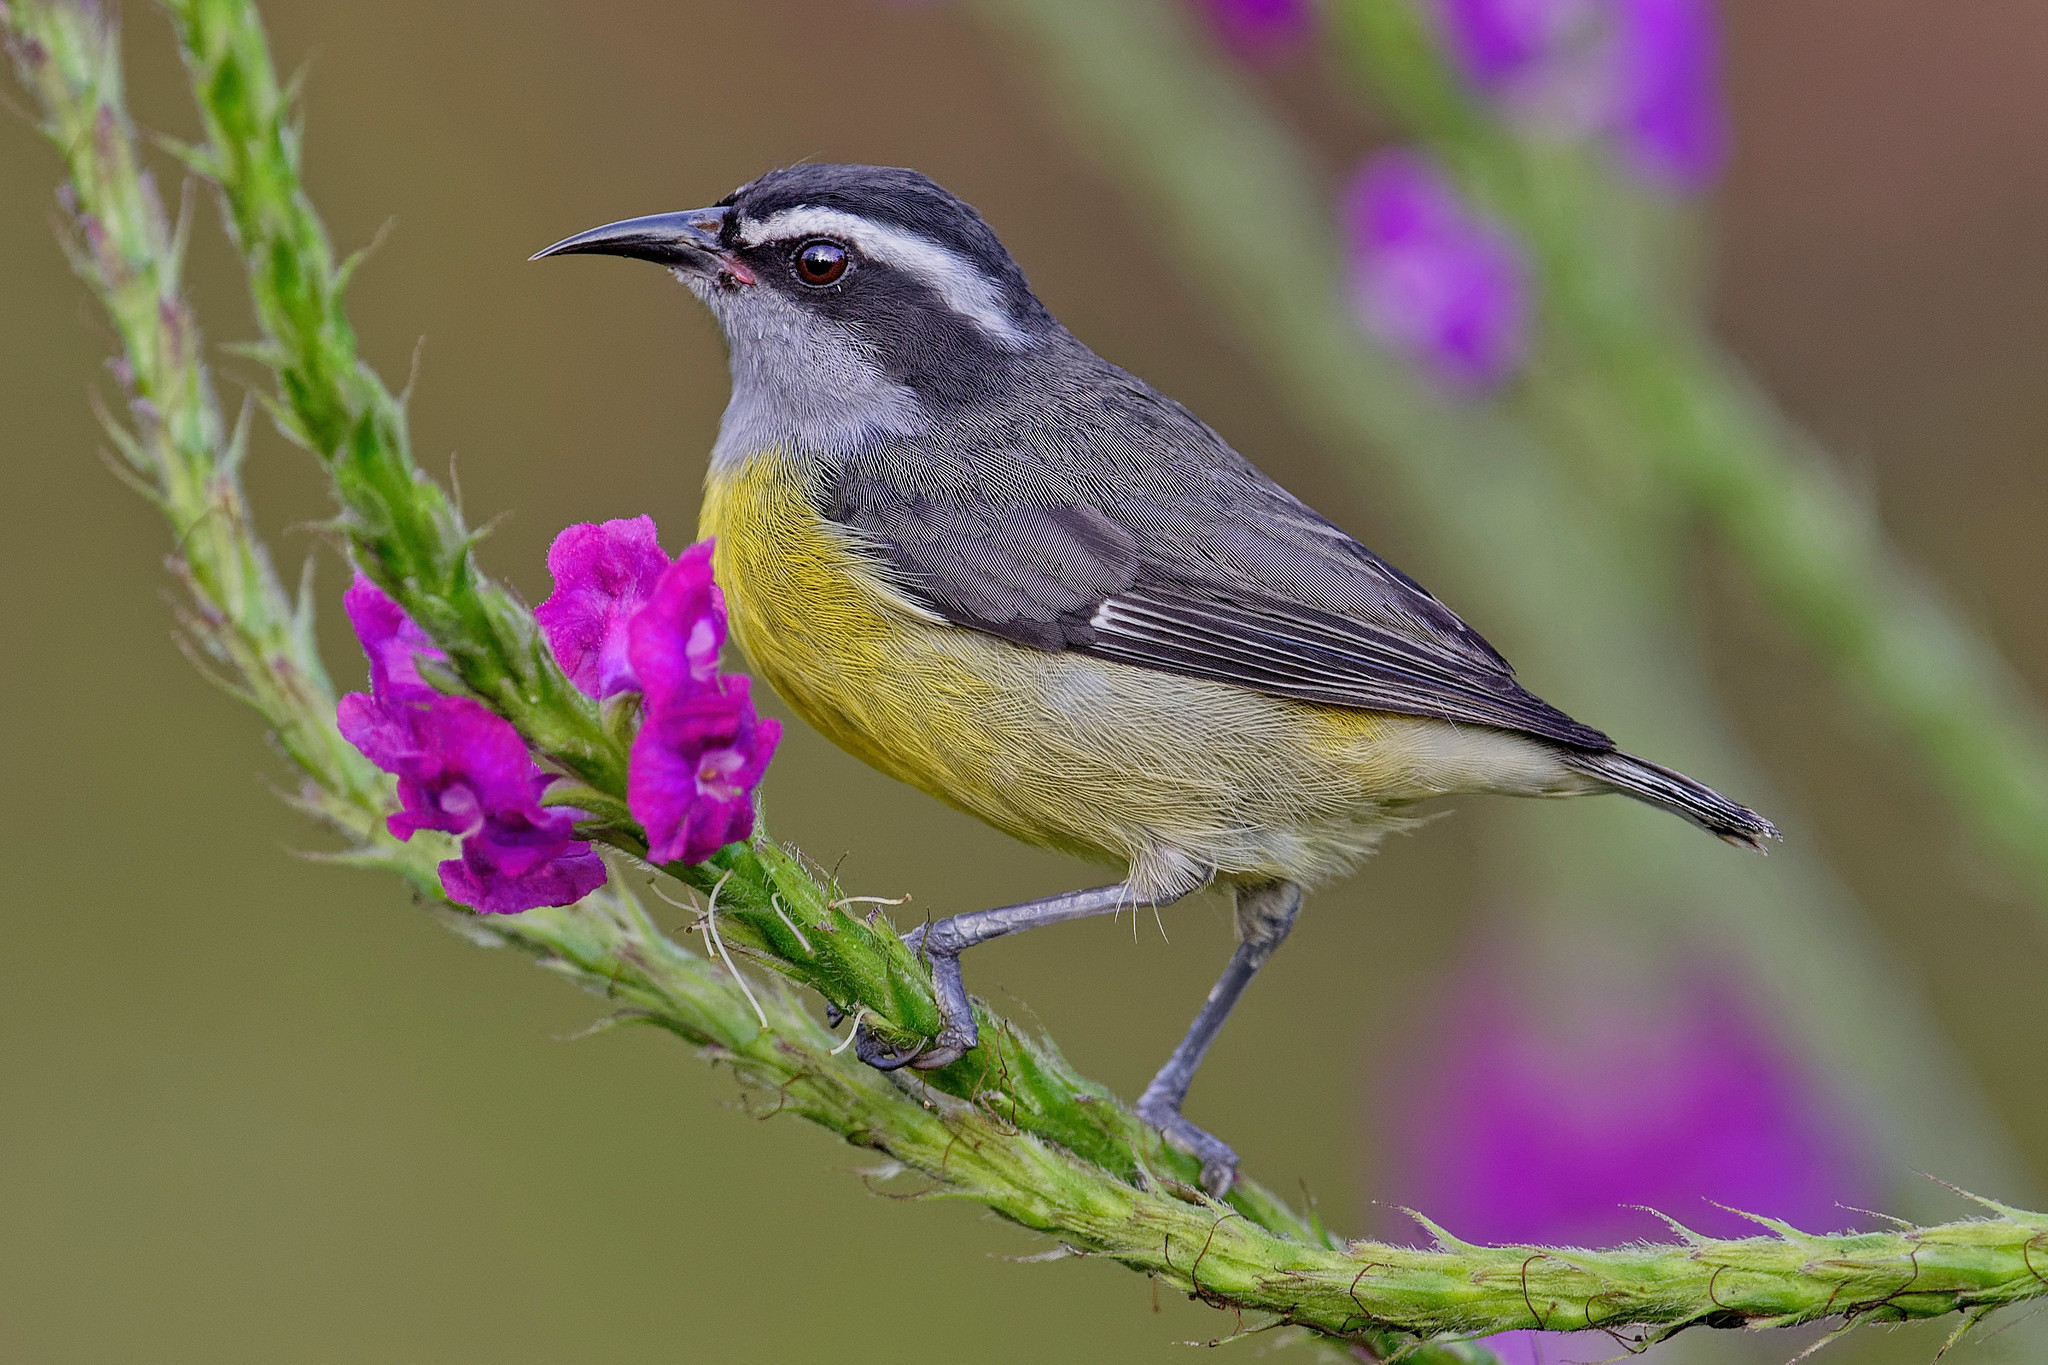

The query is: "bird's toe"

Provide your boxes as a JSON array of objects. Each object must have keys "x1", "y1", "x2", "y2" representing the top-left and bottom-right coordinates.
[
  {"x1": 851, "y1": 1019, "x2": 925, "y2": 1071},
  {"x1": 1136, "y1": 1096, "x2": 1240, "y2": 1197}
]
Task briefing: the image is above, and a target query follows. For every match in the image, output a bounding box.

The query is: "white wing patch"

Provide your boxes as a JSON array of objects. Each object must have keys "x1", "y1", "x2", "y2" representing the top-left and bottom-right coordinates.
[{"x1": 737, "y1": 205, "x2": 1029, "y2": 349}]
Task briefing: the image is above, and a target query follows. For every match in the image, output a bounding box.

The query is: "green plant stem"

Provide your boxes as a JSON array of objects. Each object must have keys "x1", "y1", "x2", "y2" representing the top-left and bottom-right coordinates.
[
  {"x1": 12, "y1": 0, "x2": 2048, "y2": 1355},
  {"x1": 1327, "y1": 0, "x2": 2048, "y2": 905},
  {"x1": 968, "y1": 0, "x2": 2044, "y2": 1238},
  {"x1": 159, "y1": 0, "x2": 958, "y2": 1064}
]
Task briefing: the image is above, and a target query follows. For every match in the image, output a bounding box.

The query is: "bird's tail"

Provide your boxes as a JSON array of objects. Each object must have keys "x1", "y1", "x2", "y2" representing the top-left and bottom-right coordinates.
[{"x1": 1564, "y1": 748, "x2": 1780, "y2": 850}]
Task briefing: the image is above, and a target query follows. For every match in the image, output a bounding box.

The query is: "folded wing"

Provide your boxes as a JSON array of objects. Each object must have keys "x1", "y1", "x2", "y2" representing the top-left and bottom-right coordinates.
[{"x1": 822, "y1": 366, "x2": 1612, "y2": 752}]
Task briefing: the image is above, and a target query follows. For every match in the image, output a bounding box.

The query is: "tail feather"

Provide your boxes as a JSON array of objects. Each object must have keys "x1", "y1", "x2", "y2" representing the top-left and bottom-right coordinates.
[{"x1": 1565, "y1": 748, "x2": 1780, "y2": 850}]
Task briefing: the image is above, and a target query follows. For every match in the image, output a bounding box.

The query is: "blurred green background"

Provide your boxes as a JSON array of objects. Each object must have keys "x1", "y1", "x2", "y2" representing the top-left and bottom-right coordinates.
[{"x1": 4, "y1": 1, "x2": 2046, "y2": 1360}]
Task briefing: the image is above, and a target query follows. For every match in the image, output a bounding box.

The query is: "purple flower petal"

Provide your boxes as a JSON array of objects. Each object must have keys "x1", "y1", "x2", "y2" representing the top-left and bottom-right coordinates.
[
  {"x1": 335, "y1": 689, "x2": 424, "y2": 775},
  {"x1": 1383, "y1": 949, "x2": 1873, "y2": 1246},
  {"x1": 382, "y1": 695, "x2": 543, "y2": 843},
  {"x1": 440, "y1": 809, "x2": 608, "y2": 915},
  {"x1": 535, "y1": 515, "x2": 673, "y2": 699},
  {"x1": 337, "y1": 579, "x2": 607, "y2": 914},
  {"x1": 343, "y1": 573, "x2": 443, "y2": 700},
  {"x1": 629, "y1": 677, "x2": 781, "y2": 866},
  {"x1": 1197, "y1": 0, "x2": 1313, "y2": 62},
  {"x1": 1344, "y1": 152, "x2": 1529, "y2": 391},
  {"x1": 626, "y1": 540, "x2": 726, "y2": 710},
  {"x1": 1474, "y1": 1331, "x2": 1657, "y2": 1365}
]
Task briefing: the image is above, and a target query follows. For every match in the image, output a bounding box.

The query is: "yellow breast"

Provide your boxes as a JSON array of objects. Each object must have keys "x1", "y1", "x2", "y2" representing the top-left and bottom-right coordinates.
[{"x1": 697, "y1": 449, "x2": 1006, "y2": 800}]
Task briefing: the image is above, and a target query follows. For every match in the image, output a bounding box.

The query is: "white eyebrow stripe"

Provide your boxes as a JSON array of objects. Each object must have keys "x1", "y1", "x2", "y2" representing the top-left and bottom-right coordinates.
[{"x1": 736, "y1": 205, "x2": 1029, "y2": 349}]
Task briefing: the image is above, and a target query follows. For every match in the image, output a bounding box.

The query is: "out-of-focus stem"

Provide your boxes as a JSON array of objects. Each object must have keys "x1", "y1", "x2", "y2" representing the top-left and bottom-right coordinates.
[
  {"x1": 966, "y1": 0, "x2": 2044, "y2": 1230},
  {"x1": 1328, "y1": 0, "x2": 2048, "y2": 905}
]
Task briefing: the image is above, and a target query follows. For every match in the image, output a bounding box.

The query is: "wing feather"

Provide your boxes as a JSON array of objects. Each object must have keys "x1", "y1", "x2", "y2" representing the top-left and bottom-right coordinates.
[
  {"x1": 1090, "y1": 581, "x2": 1609, "y2": 747},
  {"x1": 820, "y1": 357, "x2": 1612, "y2": 752}
]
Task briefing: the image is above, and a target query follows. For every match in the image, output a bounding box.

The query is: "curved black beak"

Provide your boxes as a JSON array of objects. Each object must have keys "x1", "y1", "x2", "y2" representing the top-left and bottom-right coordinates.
[{"x1": 531, "y1": 206, "x2": 731, "y2": 271}]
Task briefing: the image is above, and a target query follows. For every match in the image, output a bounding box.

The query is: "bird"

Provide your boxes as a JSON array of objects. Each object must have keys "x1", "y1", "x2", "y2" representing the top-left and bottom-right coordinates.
[{"x1": 534, "y1": 163, "x2": 1777, "y2": 1194}]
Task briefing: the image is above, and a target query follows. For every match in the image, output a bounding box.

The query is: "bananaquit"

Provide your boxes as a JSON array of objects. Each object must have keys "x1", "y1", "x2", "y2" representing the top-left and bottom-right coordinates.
[{"x1": 536, "y1": 164, "x2": 1775, "y2": 1194}]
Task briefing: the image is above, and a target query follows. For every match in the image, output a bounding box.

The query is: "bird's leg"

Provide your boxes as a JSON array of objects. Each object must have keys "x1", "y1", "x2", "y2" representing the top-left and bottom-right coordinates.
[
  {"x1": 1135, "y1": 880, "x2": 1304, "y2": 1197},
  {"x1": 854, "y1": 881, "x2": 1185, "y2": 1072}
]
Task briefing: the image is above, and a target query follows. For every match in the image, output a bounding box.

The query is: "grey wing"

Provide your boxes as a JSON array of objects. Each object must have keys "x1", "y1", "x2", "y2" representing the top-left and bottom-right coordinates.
[{"x1": 823, "y1": 382, "x2": 1612, "y2": 752}]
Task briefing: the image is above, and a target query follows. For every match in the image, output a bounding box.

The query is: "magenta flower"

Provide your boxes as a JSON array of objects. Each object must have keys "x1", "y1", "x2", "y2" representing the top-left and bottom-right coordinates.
[
  {"x1": 534, "y1": 515, "x2": 672, "y2": 699},
  {"x1": 1377, "y1": 940, "x2": 1874, "y2": 1363},
  {"x1": 342, "y1": 571, "x2": 441, "y2": 700},
  {"x1": 625, "y1": 540, "x2": 727, "y2": 706},
  {"x1": 337, "y1": 575, "x2": 606, "y2": 915},
  {"x1": 1432, "y1": 0, "x2": 1727, "y2": 191},
  {"x1": 1195, "y1": 0, "x2": 1313, "y2": 62},
  {"x1": 439, "y1": 782, "x2": 610, "y2": 915},
  {"x1": 1344, "y1": 152, "x2": 1529, "y2": 392},
  {"x1": 534, "y1": 523, "x2": 779, "y2": 867},
  {"x1": 621, "y1": 541, "x2": 779, "y2": 864},
  {"x1": 365, "y1": 693, "x2": 536, "y2": 843},
  {"x1": 335, "y1": 574, "x2": 448, "y2": 776},
  {"x1": 630, "y1": 678, "x2": 780, "y2": 865}
]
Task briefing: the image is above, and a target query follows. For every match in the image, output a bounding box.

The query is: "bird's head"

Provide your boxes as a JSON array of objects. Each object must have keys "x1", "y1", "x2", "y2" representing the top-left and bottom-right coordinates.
[{"x1": 535, "y1": 165, "x2": 1062, "y2": 443}]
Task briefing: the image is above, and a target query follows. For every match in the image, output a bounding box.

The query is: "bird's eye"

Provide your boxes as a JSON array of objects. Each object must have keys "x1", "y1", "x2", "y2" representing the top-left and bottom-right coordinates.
[{"x1": 794, "y1": 239, "x2": 849, "y2": 286}]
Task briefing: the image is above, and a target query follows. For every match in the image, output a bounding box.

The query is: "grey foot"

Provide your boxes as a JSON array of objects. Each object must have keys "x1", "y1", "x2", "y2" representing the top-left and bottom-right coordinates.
[
  {"x1": 853, "y1": 884, "x2": 1158, "y2": 1077},
  {"x1": 850, "y1": 1018, "x2": 924, "y2": 1070},
  {"x1": 853, "y1": 922, "x2": 977, "y2": 1073},
  {"x1": 1136, "y1": 1092, "x2": 1240, "y2": 1197}
]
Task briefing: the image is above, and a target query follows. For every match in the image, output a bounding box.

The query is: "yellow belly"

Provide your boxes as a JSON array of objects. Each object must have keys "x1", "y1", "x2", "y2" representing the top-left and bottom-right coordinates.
[{"x1": 699, "y1": 450, "x2": 1586, "y2": 897}]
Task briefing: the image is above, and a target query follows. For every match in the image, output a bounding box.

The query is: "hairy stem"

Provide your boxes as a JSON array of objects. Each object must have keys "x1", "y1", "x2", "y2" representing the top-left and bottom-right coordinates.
[{"x1": 8, "y1": 0, "x2": 2047, "y2": 1357}]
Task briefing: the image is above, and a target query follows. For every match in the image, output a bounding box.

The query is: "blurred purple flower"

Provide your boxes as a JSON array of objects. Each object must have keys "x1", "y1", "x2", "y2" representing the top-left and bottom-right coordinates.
[
  {"x1": 1196, "y1": 0, "x2": 1313, "y2": 62},
  {"x1": 1433, "y1": 0, "x2": 1727, "y2": 190},
  {"x1": 1438, "y1": 0, "x2": 1601, "y2": 96},
  {"x1": 1613, "y1": 0, "x2": 1727, "y2": 190},
  {"x1": 536, "y1": 515, "x2": 672, "y2": 699},
  {"x1": 617, "y1": 538, "x2": 780, "y2": 865},
  {"x1": 1343, "y1": 151, "x2": 1529, "y2": 391},
  {"x1": 630, "y1": 677, "x2": 780, "y2": 865},
  {"x1": 1379, "y1": 941, "x2": 1874, "y2": 1364},
  {"x1": 338, "y1": 575, "x2": 606, "y2": 914}
]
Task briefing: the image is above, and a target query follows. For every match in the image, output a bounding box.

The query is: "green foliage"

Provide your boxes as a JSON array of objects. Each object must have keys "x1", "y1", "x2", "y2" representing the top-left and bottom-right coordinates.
[{"x1": 7, "y1": 0, "x2": 2047, "y2": 1358}]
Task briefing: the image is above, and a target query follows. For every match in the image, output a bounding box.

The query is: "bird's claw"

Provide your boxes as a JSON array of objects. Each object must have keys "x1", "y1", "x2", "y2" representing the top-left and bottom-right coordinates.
[
  {"x1": 851, "y1": 922, "x2": 978, "y2": 1073},
  {"x1": 851, "y1": 1016, "x2": 971, "y2": 1072},
  {"x1": 851, "y1": 1018, "x2": 925, "y2": 1071},
  {"x1": 906, "y1": 1027, "x2": 971, "y2": 1071},
  {"x1": 1136, "y1": 1094, "x2": 1241, "y2": 1198}
]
